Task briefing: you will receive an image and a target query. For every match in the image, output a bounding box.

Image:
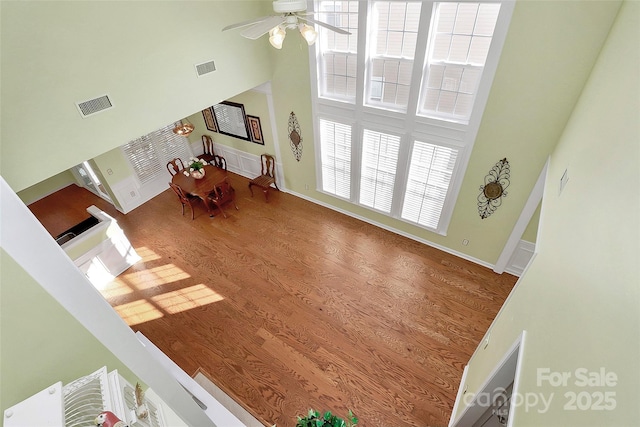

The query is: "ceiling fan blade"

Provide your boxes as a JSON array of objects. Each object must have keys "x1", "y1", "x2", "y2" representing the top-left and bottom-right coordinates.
[
  {"x1": 222, "y1": 16, "x2": 273, "y2": 32},
  {"x1": 240, "y1": 15, "x2": 287, "y2": 40},
  {"x1": 301, "y1": 16, "x2": 351, "y2": 35}
]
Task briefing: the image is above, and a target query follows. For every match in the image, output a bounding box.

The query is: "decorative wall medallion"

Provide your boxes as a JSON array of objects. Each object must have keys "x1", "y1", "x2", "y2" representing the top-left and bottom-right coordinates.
[
  {"x1": 478, "y1": 158, "x2": 510, "y2": 219},
  {"x1": 288, "y1": 111, "x2": 303, "y2": 161}
]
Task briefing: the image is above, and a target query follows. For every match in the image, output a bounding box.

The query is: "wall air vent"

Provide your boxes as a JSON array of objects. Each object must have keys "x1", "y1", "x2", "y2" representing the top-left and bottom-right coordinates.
[
  {"x1": 76, "y1": 94, "x2": 113, "y2": 118},
  {"x1": 195, "y1": 60, "x2": 216, "y2": 77}
]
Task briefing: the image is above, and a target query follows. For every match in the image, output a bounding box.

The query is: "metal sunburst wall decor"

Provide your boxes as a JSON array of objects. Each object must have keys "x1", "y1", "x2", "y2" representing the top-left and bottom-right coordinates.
[
  {"x1": 478, "y1": 158, "x2": 510, "y2": 219},
  {"x1": 288, "y1": 111, "x2": 303, "y2": 161}
]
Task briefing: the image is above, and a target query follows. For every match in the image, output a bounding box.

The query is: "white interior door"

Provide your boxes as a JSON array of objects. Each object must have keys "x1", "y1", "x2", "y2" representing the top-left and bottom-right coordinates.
[{"x1": 74, "y1": 161, "x2": 113, "y2": 203}]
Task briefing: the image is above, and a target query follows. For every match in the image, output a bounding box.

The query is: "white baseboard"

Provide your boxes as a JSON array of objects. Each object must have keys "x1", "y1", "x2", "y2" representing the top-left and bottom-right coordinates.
[
  {"x1": 22, "y1": 183, "x2": 77, "y2": 205},
  {"x1": 285, "y1": 189, "x2": 495, "y2": 271},
  {"x1": 110, "y1": 150, "x2": 505, "y2": 273}
]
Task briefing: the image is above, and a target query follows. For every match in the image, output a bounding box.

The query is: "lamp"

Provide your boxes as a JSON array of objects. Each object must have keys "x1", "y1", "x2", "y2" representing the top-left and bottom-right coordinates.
[
  {"x1": 268, "y1": 22, "x2": 317, "y2": 49},
  {"x1": 173, "y1": 119, "x2": 195, "y2": 136},
  {"x1": 269, "y1": 26, "x2": 286, "y2": 49},
  {"x1": 299, "y1": 23, "x2": 317, "y2": 45}
]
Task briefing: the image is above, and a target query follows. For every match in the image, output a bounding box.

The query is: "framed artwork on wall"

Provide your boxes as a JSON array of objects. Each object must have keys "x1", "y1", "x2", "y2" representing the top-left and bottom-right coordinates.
[
  {"x1": 247, "y1": 115, "x2": 264, "y2": 145},
  {"x1": 212, "y1": 101, "x2": 250, "y2": 141},
  {"x1": 202, "y1": 107, "x2": 218, "y2": 132}
]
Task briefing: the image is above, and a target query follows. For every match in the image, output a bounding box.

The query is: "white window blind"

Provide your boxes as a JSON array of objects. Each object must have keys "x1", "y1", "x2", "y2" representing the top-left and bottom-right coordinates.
[
  {"x1": 419, "y1": 2, "x2": 500, "y2": 122},
  {"x1": 313, "y1": 1, "x2": 512, "y2": 234},
  {"x1": 318, "y1": 1, "x2": 359, "y2": 101},
  {"x1": 156, "y1": 126, "x2": 194, "y2": 166},
  {"x1": 122, "y1": 124, "x2": 193, "y2": 185},
  {"x1": 359, "y1": 129, "x2": 400, "y2": 213},
  {"x1": 122, "y1": 135, "x2": 162, "y2": 185},
  {"x1": 319, "y1": 119, "x2": 352, "y2": 198},
  {"x1": 367, "y1": 1, "x2": 421, "y2": 109},
  {"x1": 401, "y1": 141, "x2": 458, "y2": 229}
]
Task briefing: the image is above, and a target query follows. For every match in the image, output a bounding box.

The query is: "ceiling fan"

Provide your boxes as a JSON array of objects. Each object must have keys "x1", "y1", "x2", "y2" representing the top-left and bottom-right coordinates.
[{"x1": 222, "y1": 0, "x2": 350, "y2": 49}]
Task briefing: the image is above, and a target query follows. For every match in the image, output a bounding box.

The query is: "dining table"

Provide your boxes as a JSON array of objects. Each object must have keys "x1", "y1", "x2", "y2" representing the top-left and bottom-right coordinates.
[{"x1": 171, "y1": 164, "x2": 228, "y2": 217}]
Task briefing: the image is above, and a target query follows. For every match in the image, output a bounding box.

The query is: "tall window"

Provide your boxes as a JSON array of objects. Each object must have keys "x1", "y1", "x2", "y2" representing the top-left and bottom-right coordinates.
[
  {"x1": 313, "y1": 1, "x2": 511, "y2": 234},
  {"x1": 122, "y1": 124, "x2": 193, "y2": 185},
  {"x1": 359, "y1": 129, "x2": 400, "y2": 213},
  {"x1": 419, "y1": 2, "x2": 500, "y2": 121},
  {"x1": 367, "y1": 1, "x2": 421, "y2": 110},
  {"x1": 319, "y1": 119, "x2": 352, "y2": 198},
  {"x1": 401, "y1": 141, "x2": 458, "y2": 229},
  {"x1": 318, "y1": 1, "x2": 359, "y2": 101}
]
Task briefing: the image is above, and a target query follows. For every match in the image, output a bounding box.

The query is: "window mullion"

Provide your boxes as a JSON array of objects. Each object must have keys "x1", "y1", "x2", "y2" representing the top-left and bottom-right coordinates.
[
  {"x1": 406, "y1": 1, "x2": 435, "y2": 119},
  {"x1": 355, "y1": 1, "x2": 369, "y2": 112},
  {"x1": 312, "y1": 0, "x2": 513, "y2": 235},
  {"x1": 350, "y1": 123, "x2": 363, "y2": 203},
  {"x1": 390, "y1": 134, "x2": 413, "y2": 218}
]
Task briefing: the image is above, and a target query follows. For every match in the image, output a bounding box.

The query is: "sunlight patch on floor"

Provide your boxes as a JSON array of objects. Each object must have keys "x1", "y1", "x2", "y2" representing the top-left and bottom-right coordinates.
[
  {"x1": 106, "y1": 245, "x2": 226, "y2": 325},
  {"x1": 101, "y1": 276, "x2": 134, "y2": 299},
  {"x1": 114, "y1": 299, "x2": 164, "y2": 325},
  {"x1": 124, "y1": 263, "x2": 190, "y2": 289},
  {"x1": 151, "y1": 284, "x2": 225, "y2": 314},
  {"x1": 135, "y1": 246, "x2": 163, "y2": 262}
]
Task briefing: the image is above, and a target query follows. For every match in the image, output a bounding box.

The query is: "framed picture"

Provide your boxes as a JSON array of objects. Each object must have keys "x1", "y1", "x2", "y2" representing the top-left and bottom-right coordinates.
[
  {"x1": 247, "y1": 115, "x2": 264, "y2": 145},
  {"x1": 212, "y1": 101, "x2": 250, "y2": 141},
  {"x1": 202, "y1": 107, "x2": 218, "y2": 132}
]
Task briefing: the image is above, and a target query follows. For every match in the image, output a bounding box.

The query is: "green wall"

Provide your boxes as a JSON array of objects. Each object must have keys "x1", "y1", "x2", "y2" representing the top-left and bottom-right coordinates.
[
  {"x1": 4, "y1": 1, "x2": 618, "y2": 267},
  {"x1": 455, "y1": 2, "x2": 639, "y2": 425},
  {"x1": 1, "y1": 1, "x2": 273, "y2": 192},
  {"x1": 270, "y1": 38, "x2": 317, "y2": 195},
  {"x1": 265, "y1": 0, "x2": 619, "y2": 265},
  {"x1": 17, "y1": 170, "x2": 76, "y2": 205},
  {"x1": 187, "y1": 89, "x2": 277, "y2": 158},
  {"x1": 0, "y1": 249, "x2": 139, "y2": 410},
  {"x1": 1, "y1": 2, "x2": 636, "y2": 422}
]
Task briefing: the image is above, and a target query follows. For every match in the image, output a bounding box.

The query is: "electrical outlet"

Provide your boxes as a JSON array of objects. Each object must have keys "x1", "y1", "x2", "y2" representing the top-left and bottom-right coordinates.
[
  {"x1": 305, "y1": 184, "x2": 309, "y2": 190},
  {"x1": 462, "y1": 239, "x2": 469, "y2": 246},
  {"x1": 483, "y1": 332, "x2": 491, "y2": 349}
]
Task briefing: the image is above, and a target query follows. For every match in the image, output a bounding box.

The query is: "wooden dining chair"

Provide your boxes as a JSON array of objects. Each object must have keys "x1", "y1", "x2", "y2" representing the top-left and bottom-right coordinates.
[
  {"x1": 166, "y1": 158, "x2": 185, "y2": 176},
  {"x1": 207, "y1": 178, "x2": 238, "y2": 218},
  {"x1": 248, "y1": 154, "x2": 279, "y2": 202},
  {"x1": 213, "y1": 154, "x2": 227, "y2": 171},
  {"x1": 201, "y1": 135, "x2": 216, "y2": 163},
  {"x1": 169, "y1": 182, "x2": 203, "y2": 220}
]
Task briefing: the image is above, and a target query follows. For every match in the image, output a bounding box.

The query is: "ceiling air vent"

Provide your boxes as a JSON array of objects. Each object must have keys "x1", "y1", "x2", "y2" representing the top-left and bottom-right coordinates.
[
  {"x1": 195, "y1": 60, "x2": 216, "y2": 77},
  {"x1": 76, "y1": 94, "x2": 113, "y2": 118}
]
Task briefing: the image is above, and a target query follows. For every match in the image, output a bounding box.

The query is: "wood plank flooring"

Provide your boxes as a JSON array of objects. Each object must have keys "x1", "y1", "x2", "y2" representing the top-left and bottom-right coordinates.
[{"x1": 29, "y1": 176, "x2": 517, "y2": 427}]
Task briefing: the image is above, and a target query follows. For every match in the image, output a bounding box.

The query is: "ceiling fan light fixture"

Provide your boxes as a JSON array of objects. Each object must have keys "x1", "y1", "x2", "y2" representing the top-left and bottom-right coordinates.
[
  {"x1": 299, "y1": 23, "x2": 317, "y2": 45},
  {"x1": 173, "y1": 119, "x2": 195, "y2": 136},
  {"x1": 269, "y1": 26, "x2": 286, "y2": 49}
]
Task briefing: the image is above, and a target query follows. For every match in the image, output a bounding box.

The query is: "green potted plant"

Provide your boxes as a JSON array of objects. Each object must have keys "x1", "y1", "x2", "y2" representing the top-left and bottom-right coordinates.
[
  {"x1": 184, "y1": 157, "x2": 208, "y2": 179},
  {"x1": 296, "y1": 409, "x2": 358, "y2": 427}
]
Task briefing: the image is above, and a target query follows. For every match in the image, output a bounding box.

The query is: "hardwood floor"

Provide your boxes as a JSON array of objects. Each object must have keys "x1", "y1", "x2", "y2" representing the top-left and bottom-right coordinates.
[{"x1": 29, "y1": 176, "x2": 517, "y2": 427}]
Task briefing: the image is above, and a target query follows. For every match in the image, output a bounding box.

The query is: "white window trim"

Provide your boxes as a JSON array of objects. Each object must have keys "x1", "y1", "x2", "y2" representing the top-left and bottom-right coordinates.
[
  {"x1": 310, "y1": 0, "x2": 515, "y2": 235},
  {"x1": 439, "y1": 0, "x2": 515, "y2": 233},
  {"x1": 318, "y1": 116, "x2": 355, "y2": 201}
]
